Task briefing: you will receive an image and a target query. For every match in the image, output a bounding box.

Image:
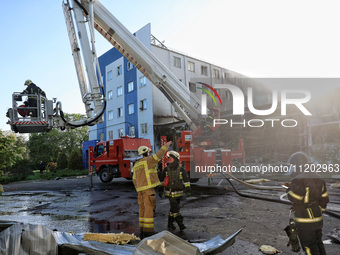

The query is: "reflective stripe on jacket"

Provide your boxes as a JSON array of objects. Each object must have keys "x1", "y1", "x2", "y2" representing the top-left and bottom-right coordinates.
[
  {"x1": 287, "y1": 172, "x2": 329, "y2": 230},
  {"x1": 161, "y1": 165, "x2": 191, "y2": 198},
  {"x1": 133, "y1": 145, "x2": 168, "y2": 192},
  {"x1": 23, "y1": 83, "x2": 46, "y2": 98}
]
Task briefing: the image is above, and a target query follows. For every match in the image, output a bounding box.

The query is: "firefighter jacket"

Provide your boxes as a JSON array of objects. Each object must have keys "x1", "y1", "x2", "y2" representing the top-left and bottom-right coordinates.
[
  {"x1": 287, "y1": 172, "x2": 329, "y2": 230},
  {"x1": 160, "y1": 165, "x2": 191, "y2": 198},
  {"x1": 133, "y1": 145, "x2": 168, "y2": 192},
  {"x1": 22, "y1": 83, "x2": 46, "y2": 98}
]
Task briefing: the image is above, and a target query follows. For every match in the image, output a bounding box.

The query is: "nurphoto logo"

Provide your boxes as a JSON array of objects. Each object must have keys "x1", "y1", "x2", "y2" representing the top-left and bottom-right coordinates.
[{"x1": 199, "y1": 83, "x2": 312, "y2": 128}]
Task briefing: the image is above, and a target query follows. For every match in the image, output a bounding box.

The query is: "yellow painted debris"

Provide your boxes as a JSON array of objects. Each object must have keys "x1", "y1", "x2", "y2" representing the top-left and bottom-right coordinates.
[
  {"x1": 83, "y1": 232, "x2": 140, "y2": 245},
  {"x1": 245, "y1": 179, "x2": 271, "y2": 184}
]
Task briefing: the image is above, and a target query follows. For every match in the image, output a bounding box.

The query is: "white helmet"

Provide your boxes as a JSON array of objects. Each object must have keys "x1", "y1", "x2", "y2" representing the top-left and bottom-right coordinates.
[
  {"x1": 138, "y1": 145, "x2": 151, "y2": 156},
  {"x1": 166, "y1": 151, "x2": 180, "y2": 160}
]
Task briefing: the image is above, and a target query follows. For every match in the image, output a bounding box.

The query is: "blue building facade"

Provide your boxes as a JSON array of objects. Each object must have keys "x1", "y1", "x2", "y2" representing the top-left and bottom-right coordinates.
[{"x1": 84, "y1": 24, "x2": 154, "y2": 163}]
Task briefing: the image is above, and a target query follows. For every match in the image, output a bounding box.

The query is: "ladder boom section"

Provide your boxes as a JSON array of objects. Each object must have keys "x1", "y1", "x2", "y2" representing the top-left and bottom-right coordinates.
[
  {"x1": 62, "y1": 2, "x2": 92, "y2": 118},
  {"x1": 62, "y1": 0, "x2": 105, "y2": 127},
  {"x1": 79, "y1": 0, "x2": 201, "y2": 124}
]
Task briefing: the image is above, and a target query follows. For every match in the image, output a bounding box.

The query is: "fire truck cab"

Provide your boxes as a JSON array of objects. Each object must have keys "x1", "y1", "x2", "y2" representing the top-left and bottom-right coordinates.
[{"x1": 88, "y1": 136, "x2": 151, "y2": 183}]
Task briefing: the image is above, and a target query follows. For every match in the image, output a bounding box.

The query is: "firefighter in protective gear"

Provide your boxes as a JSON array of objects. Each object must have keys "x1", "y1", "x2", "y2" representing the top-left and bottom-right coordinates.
[
  {"x1": 159, "y1": 151, "x2": 191, "y2": 231},
  {"x1": 133, "y1": 141, "x2": 172, "y2": 238},
  {"x1": 287, "y1": 152, "x2": 329, "y2": 255},
  {"x1": 22, "y1": 80, "x2": 46, "y2": 117}
]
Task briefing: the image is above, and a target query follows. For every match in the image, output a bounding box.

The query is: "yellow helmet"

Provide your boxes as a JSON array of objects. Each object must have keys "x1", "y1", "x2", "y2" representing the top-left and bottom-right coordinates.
[
  {"x1": 138, "y1": 145, "x2": 151, "y2": 156},
  {"x1": 166, "y1": 151, "x2": 180, "y2": 160},
  {"x1": 24, "y1": 79, "x2": 32, "y2": 86}
]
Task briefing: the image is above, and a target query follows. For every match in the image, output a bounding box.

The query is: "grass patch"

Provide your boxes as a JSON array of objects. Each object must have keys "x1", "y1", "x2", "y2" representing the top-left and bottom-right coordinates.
[{"x1": 0, "y1": 169, "x2": 89, "y2": 184}]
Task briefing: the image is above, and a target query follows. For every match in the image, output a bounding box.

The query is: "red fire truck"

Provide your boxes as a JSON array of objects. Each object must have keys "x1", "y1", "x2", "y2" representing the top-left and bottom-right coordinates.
[{"x1": 88, "y1": 136, "x2": 151, "y2": 183}]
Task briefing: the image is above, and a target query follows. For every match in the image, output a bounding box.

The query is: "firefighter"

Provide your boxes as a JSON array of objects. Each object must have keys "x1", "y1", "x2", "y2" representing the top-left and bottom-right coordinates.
[
  {"x1": 159, "y1": 151, "x2": 191, "y2": 231},
  {"x1": 133, "y1": 141, "x2": 172, "y2": 238},
  {"x1": 287, "y1": 152, "x2": 329, "y2": 255},
  {"x1": 22, "y1": 79, "x2": 46, "y2": 117}
]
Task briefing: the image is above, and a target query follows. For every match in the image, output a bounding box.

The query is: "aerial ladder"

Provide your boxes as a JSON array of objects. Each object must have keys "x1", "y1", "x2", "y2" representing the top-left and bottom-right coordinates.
[
  {"x1": 6, "y1": 0, "x2": 201, "y2": 134},
  {"x1": 68, "y1": 0, "x2": 244, "y2": 176},
  {"x1": 6, "y1": 0, "x2": 244, "y2": 176}
]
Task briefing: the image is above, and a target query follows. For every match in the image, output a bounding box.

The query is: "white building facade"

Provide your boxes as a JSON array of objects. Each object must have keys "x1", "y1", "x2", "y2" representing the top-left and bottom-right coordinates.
[{"x1": 88, "y1": 23, "x2": 249, "y2": 150}]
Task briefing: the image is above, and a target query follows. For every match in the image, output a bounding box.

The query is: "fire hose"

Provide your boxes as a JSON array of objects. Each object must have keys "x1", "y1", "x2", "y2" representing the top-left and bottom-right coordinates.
[{"x1": 220, "y1": 171, "x2": 340, "y2": 219}]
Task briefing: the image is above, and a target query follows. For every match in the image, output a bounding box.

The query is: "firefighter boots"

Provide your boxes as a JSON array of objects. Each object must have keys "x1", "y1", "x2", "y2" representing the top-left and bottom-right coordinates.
[
  {"x1": 175, "y1": 215, "x2": 186, "y2": 231},
  {"x1": 168, "y1": 215, "x2": 176, "y2": 231}
]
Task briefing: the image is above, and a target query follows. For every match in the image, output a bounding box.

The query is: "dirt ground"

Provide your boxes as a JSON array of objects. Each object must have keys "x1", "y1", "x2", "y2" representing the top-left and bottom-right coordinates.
[{"x1": 0, "y1": 175, "x2": 339, "y2": 254}]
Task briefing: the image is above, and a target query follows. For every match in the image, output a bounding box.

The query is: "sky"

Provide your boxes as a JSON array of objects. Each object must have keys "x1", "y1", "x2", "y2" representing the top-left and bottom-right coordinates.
[{"x1": 1, "y1": 0, "x2": 340, "y2": 132}]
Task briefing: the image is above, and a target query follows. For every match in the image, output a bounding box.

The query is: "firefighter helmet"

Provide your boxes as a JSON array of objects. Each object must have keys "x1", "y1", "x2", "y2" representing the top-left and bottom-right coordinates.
[
  {"x1": 138, "y1": 145, "x2": 150, "y2": 156},
  {"x1": 167, "y1": 151, "x2": 180, "y2": 160},
  {"x1": 24, "y1": 79, "x2": 32, "y2": 86}
]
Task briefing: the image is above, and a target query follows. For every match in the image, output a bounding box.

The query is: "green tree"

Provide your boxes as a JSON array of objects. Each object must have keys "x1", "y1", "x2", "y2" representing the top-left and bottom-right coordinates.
[
  {"x1": 57, "y1": 152, "x2": 68, "y2": 170},
  {"x1": 0, "y1": 130, "x2": 26, "y2": 172},
  {"x1": 68, "y1": 149, "x2": 83, "y2": 170},
  {"x1": 27, "y1": 113, "x2": 88, "y2": 166},
  {"x1": 27, "y1": 129, "x2": 63, "y2": 163}
]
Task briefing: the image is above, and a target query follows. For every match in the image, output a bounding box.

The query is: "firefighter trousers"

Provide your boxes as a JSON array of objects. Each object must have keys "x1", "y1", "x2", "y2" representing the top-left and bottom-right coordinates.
[
  {"x1": 297, "y1": 229, "x2": 326, "y2": 255},
  {"x1": 168, "y1": 197, "x2": 186, "y2": 230},
  {"x1": 138, "y1": 188, "x2": 156, "y2": 234},
  {"x1": 169, "y1": 197, "x2": 181, "y2": 214}
]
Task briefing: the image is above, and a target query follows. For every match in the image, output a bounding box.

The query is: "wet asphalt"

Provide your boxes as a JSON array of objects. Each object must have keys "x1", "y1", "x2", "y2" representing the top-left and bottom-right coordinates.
[{"x1": 1, "y1": 175, "x2": 339, "y2": 254}]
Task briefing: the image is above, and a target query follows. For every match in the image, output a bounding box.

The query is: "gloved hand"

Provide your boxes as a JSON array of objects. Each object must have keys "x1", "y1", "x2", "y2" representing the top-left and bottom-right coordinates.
[
  {"x1": 284, "y1": 221, "x2": 300, "y2": 252},
  {"x1": 186, "y1": 192, "x2": 191, "y2": 197}
]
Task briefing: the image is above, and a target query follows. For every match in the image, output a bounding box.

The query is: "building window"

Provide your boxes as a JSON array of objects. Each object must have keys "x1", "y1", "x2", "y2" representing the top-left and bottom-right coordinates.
[
  {"x1": 108, "y1": 110, "x2": 113, "y2": 120},
  {"x1": 118, "y1": 107, "x2": 123, "y2": 117},
  {"x1": 213, "y1": 69, "x2": 220, "y2": 79},
  {"x1": 140, "y1": 76, "x2": 147, "y2": 87},
  {"x1": 141, "y1": 123, "x2": 148, "y2": 135},
  {"x1": 129, "y1": 126, "x2": 135, "y2": 137},
  {"x1": 201, "y1": 66, "x2": 208, "y2": 76},
  {"x1": 188, "y1": 61, "x2": 195, "y2": 72},
  {"x1": 108, "y1": 130, "x2": 113, "y2": 140},
  {"x1": 108, "y1": 90, "x2": 113, "y2": 101},
  {"x1": 189, "y1": 82, "x2": 196, "y2": 93},
  {"x1": 140, "y1": 99, "x2": 147, "y2": 111},
  {"x1": 173, "y1": 56, "x2": 181, "y2": 68},
  {"x1": 100, "y1": 132, "x2": 104, "y2": 142},
  {"x1": 117, "y1": 86, "x2": 123, "y2": 96},
  {"x1": 117, "y1": 65, "x2": 122, "y2": 76},
  {"x1": 128, "y1": 103, "x2": 134, "y2": 115},
  {"x1": 118, "y1": 128, "x2": 124, "y2": 137},
  {"x1": 128, "y1": 81, "x2": 134, "y2": 92},
  {"x1": 127, "y1": 61, "x2": 133, "y2": 71},
  {"x1": 107, "y1": 70, "x2": 113, "y2": 81}
]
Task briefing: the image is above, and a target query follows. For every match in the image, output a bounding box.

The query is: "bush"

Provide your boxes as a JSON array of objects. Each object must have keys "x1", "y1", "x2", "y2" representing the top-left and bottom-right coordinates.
[
  {"x1": 7, "y1": 165, "x2": 33, "y2": 177},
  {"x1": 68, "y1": 150, "x2": 83, "y2": 170},
  {"x1": 47, "y1": 162, "x2": 58, "y2": 173},
  {"x1": 57, "y1": 152, "x2": 68, "y2": 170}
]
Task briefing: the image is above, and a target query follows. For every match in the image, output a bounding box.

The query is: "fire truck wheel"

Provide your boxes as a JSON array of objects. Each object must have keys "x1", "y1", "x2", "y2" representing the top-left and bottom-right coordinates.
[{"x1": 99, "y1": 168, "x2": 113, "y2": 183}]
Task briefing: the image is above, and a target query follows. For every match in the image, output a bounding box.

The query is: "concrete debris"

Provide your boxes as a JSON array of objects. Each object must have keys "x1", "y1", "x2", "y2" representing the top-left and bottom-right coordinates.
[
  {"x1": 330, "y1": 182, "x2": 340, "y2": 189},
  {"x1": 259, "y1": 245, "x2": 280, "y2": 254},
  {"x1": 134, "y1": 231, "x2": 201, "y2": 255}
]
